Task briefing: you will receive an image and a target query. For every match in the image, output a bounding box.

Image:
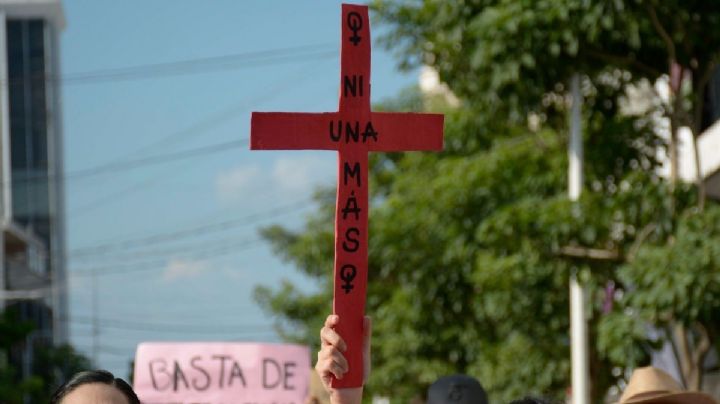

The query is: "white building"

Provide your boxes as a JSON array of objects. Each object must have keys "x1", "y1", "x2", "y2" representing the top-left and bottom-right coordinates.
[
  {"x1": 651, "y1": 71, "x2": 720, "y2": 200},
  {"x1": 0, "y1": 0, "x2": 67, "y2": 375}
]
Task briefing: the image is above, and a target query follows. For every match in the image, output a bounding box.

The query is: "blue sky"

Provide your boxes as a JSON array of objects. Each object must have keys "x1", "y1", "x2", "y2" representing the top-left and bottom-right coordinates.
[{"x1": 61, "y1": 1, "x2": 418, "y2": 377}]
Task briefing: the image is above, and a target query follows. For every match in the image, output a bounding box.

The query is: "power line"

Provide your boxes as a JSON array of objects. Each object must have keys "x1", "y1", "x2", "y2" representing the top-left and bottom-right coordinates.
[
  {"x1": 4, "y1": 43, "x2": 336, "y2": 86},
  {"x1": 62, "y1": 46, "x2": 336, "y2": 85},
  {"x1": 9, "y1": 49, "x2": 337, "y2": 188},
  {"x1": 65, "y1": 197, "x2": 326, "y2": 277},
  {"x1": 70, "y1": 238, "x2": 262, "y2": 277},
  {"x1": 13, "y1": 138, "x2": 247, "y2": 186},
  {"x1": 65, "y1": 315, "x2": 274, "y2": 334},
  {"x1": 69, "y1": 199, "x2": 312, "y2": 257},
  {"x1": 95, "y1": 345, "x2": 133, "y2": 357},
  {"x1": 67, "y1": 139, "x2": 247, "y2": 180},
  {"x1": 69, "y1": 58, "x2": 327, "y2": 215},
  {"x1": 91, "y1": 56, "x2": 326, "y2": 169},
  {"x1": 70, "y1": 331, "x2": 280, "y2": 343},
  {"x1": 67, "y1": 299, "x2": 260, "y2": 313},
  {"x1": 71, "y1": 236, "x2": 260, "y2": 270},
  {"x1": 69, "y1": 174, "x2": 172, "y2": 216},
  {"x1": 72, "y1": 235, "x2": 261, "y2": 263}
]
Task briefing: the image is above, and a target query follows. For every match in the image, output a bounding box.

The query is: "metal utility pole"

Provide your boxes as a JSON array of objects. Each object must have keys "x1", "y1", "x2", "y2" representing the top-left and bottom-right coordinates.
[
  {"x1": 92, "y1": 269, "x2": 99, "y2": 365},
  {"x1": 569, "y1": 73, "x2": 590, "y2": 404}
]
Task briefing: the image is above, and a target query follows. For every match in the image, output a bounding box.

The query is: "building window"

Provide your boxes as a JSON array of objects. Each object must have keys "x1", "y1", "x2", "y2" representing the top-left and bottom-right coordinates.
[
  {"x1": 702, "y1": 66, "x2": 720, "y2": 132},
  {"x1": 6, "y1": 20, "x2": 51, "y2": 246}
]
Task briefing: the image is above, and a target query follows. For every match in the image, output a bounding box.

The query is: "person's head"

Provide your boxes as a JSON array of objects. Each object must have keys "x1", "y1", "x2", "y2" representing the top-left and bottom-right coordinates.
[
  {"x1": 510, "y1": 398, "x2": 554, "y2": 404},
  {"x1": 426, "y1": 374, "x2": 489, "y2": 404},
  {"x1": 50, "y1": 370, "x2": 140, "y2": 404},
  {"x1": 617, "y1": 366, "x2": 717, "y2": 404}
]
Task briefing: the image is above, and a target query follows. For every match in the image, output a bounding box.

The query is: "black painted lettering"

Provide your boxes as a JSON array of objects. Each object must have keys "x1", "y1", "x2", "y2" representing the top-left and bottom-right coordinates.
[
  {"x1": 173, "y1": 360, "x2": 190, "y2": 392},
  {"x1": 341, "y1": 191, "x2": 361, "y2": 220},
  {"x1": 340, "y1": 265, "x2": 357, "y2": 294},
  {"x1": 212, "y1": 355, "x2": 232, "y2": 388},
  {"x1": 229, "y1": 361, "x2": 247, "y2": 387},
  {"x1": 329, "y1": 120, "x2": 342, "y2": 142},
  {"x1": 343, "y1": 75, "x2": 364, "y2": 97},
  {"x1": 343, "y1": 162, "x2": 361, "y2": 187},
  {"x1": 330, "y1": 120, "x2": 378, "y2": 144},
  {"x1": 190, "y1": 356, "x2": 211, "y2": 391},
  {"x1": 149, "y1": 359, "x2": 171, "y2": 391},
  {"x1": 263, "y1": 358, "x2": 282, "y2": 389},
  {"x1": 284, "y1": 361, "x2": 297, "y2": 390},
  {"x1": 346, "y1": 121, "x2": 359, "y2": 143},
  {"x1": 362, "y1": 121, "x2": 378, "y2": 142},
  {"x1": 342, "y1": 227, "x2": 360, "y2": 252},
  {"x1": 347, "y1": 12, "x2": 363, "y2": 46}
]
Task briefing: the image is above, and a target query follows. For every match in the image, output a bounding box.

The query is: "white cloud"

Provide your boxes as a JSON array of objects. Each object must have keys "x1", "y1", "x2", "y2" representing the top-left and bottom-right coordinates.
[
  {"x1": 214, "y1": 155, "x2": 334, "y2": 205},
  {"x1": 163, "y1": 258, "x2": 210, "y2": 281},
  {"x1": 271, "y1": 156, "x2": 332, "y2": 193},
  {"x1": 215, "y1": 165, "x2": 262, "y2": 203}
]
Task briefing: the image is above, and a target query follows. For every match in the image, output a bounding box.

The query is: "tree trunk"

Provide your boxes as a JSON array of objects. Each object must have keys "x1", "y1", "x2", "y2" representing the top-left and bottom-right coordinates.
[
  {"x1": 669, "y1": 125, "x2": 679, "y2": 184},
  {"x1": 691, "y1": 67, "x2": 709, "y2": 211},
  {"x1": 672, "y1": 322, "x2": 711, "y2": 391},
  {"x1": 690, "y1": 129, "x2": 706, "y2": 211},
  {"x1": 668, "y1": 94, "x2": 682, "y2": 187}
]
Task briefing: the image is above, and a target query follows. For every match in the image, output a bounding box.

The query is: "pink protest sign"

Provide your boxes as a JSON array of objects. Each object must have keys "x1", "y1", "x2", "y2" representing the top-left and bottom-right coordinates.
[{"x1": 133, "y1": 342, "x2": 310, "y2": 404}]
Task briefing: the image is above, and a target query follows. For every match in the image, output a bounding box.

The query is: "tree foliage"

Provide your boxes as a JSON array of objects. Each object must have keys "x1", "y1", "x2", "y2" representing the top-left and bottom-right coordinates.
[
  {"x1": 0, "y1": 309, "x2": 91, "y2": 403},
  {"x1": 0, "y1": 309, "x2": 39, "y2": 403},
  {"x1": 255, "y1": 1, "x2": 720, "y2": 401}
]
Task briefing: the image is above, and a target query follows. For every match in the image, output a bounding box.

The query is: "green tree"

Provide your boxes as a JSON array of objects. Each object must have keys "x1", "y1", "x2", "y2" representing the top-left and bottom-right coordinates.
[
  {"x1": 256, "y1": 1, "x2": 720, "y2": 401},
  {"x1": 599, "y1": 206, "x2": 720, "y2": 391},
  {"x1": 29, "y1": 343, "x2": 92, "y2": 401},
  {"x1": 0, "y1": 308, "x2": 91, "y2": 403},
  {"x1": 0, "y1": 309, "x2": 42, "y2": 403}
]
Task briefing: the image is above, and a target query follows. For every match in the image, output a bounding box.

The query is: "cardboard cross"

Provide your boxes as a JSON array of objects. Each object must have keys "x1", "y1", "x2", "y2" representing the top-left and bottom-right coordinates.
[{"x1": 250, "y1": 3, "x2": 443, "y2": 388}]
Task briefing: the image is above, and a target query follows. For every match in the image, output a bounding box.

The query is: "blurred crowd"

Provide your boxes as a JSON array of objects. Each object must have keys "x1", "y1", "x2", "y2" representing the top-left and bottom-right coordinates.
[{"x1": 49, "y1": 315, "x2": 717, "y2": 404}]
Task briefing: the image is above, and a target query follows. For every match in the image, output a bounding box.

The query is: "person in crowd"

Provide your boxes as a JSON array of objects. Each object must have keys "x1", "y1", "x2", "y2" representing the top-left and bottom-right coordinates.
[
  {"x1": 509, "y1": 398, "x2": 554, "y2": 404},
  {"x1": 50, "y1": 370, "x2": 140, "y2": 404},
  {"x1": 426, "y1": 374, "x2": 489, "y2": 404},
  {"x1": 617, "y1": 366, "x2": 717, "y2": 403}
]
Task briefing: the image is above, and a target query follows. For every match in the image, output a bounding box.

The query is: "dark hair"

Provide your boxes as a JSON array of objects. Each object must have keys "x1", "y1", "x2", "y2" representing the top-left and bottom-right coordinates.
[
  {"x1": 509, "y1": 397, "x2": 555, "y2": 404},
  {"x1": 426, "y1": 374, "x2": 489, "y2": 404},
  {"x1": 50, "y1": 370, "x2": 140, "y2": 404}
]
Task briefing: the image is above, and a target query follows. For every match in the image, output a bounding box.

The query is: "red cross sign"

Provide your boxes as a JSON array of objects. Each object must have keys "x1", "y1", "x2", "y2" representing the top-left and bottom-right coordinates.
[{"x1": 251, "y1": 3, "x2": 444, "y2": 388}]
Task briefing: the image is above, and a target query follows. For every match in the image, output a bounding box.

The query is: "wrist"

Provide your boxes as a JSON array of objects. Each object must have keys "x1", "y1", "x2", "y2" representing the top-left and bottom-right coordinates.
[{"x1": 329, "y1": 386, "x2": 364, "y2": 404}]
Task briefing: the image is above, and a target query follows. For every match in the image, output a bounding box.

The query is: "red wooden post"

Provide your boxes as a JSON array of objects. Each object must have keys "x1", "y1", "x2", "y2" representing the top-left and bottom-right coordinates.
[{"x1": 250, "y1": 4, "x2": 443, "y2": 387}]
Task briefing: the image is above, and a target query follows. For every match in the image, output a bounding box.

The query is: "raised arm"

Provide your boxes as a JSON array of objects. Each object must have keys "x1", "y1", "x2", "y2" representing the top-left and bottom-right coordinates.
[{"x1": 315, "y1": 314, "x2": 372, "y2": 404}]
